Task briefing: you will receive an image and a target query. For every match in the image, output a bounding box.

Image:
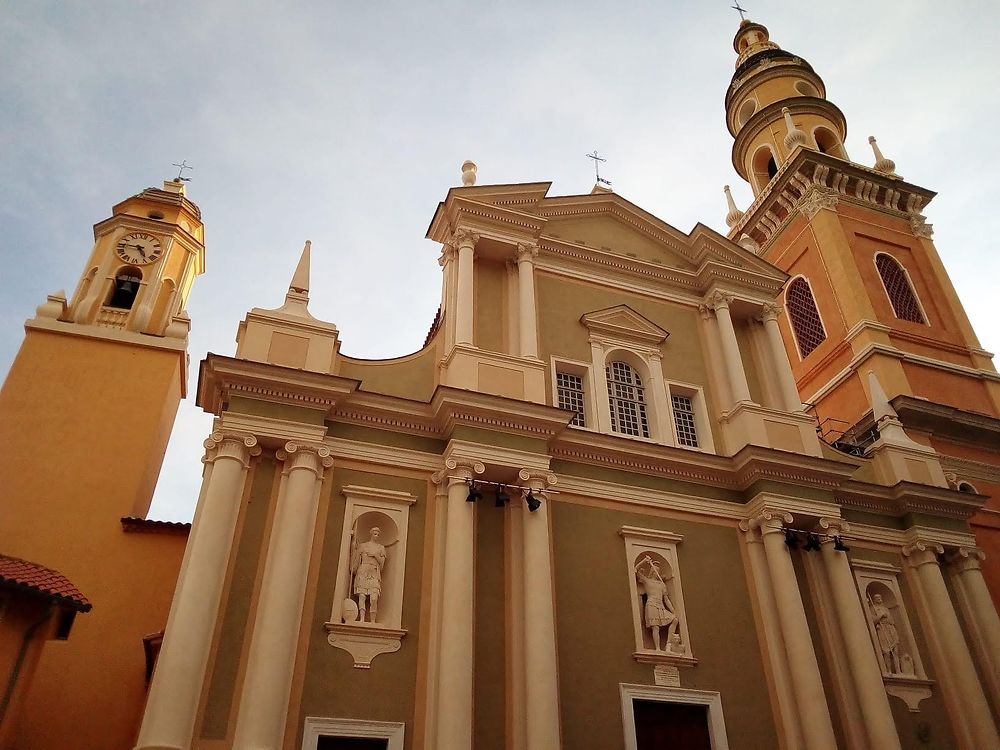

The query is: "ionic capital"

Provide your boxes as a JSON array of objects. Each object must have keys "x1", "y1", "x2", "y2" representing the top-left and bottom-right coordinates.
[
  {"x1": 276, "y1": 441, "x2": 334, "y2": 478},
  {"x1": 759, "y1": 301, "x2": 782, "y2": 323},
  {"x1": 515, "y1": 242, "x2": 539, "y2": 263},
  {"x1": 451, "y1": 228, "x2": 480, "y2": 251},
  {"x1": 434, "y1": 457, "x2": 485, "y2": 487},
  {"x1": 902, "y1": 541, "x2": 945, "y2": 568},
  {"x1": 707, "y1": 290, "x2": 735, "y2": 311},
  {"x1": 947, "y1": 546, "x2": 986, "y2": 574},
  {"x1": 741, "y1": 508, "x2": 793, "y2": 536},
  {"x1": 517, "y1": 469, "x2": 557, "y2": 493},
  {"x1": 203, "y1": 432, "x2": 261, "y2": 468},
  {"x1": 816, "y1": 517, "x2": 850, "y2": 546}
]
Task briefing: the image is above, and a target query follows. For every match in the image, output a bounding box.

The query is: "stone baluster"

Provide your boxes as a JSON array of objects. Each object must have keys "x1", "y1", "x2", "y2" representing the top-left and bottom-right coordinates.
[
  {"x1": 134, "y1": 432, "x2": 260, "y2": 750},
  {"x1": 231, "y1": 443, "x2": 333, "y2": 750}
]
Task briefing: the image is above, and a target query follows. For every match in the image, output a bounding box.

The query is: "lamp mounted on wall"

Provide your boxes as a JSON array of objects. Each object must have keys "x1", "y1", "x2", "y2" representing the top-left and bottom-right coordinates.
[
  {"x1": 451, "y1": 476, "x2": 557, "y2": 513},
  {"x1": 466, "y1": 481, "x2": 483, "y2": 503},
  {"x1": 525, "y1": 492, "x2": 542, "y2": 513},
  {"x1": 781, "y1": 526, "x2": 852, "y2": 553},
  {"x1": 494, "y1": 485, "x2": 510, "y2": 508}
]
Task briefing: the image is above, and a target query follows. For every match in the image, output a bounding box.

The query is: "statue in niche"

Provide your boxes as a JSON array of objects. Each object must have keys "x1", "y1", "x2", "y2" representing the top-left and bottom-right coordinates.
[
  {"x1": 634, "y1": 555, "x2": 680, "y2": 651},
  {"x1": 868, "y1": 592, "x2": 902, "y2": 673},
  {"x1": 351, "y1": 527, "x2": 387, "y2": 623}
]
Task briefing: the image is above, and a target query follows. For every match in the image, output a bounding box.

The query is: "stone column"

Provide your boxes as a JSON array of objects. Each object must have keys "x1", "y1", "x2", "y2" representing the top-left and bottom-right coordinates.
[
  {"x1": 709, "y1": 292, "x2": 753, "y2": 406},
  {"x1": 753, "y1": 511, "x2": 837, "y2": 750},
  {"x1": 646, "y1": 352, "x2": 675, "y2": 445},
  {"x1": 760, "y1": 302, "x2": 803, "y2": 412},
  {"x1": 817, "y1": 519, "x2": 901, "y2": 749},
  {"x1": 905, "y1": 542, "x2": 1000, "y2": 749},
  {"x1": 515, "y1": 243, "x2": 539, "y2": 358},
  {"x1": 699, "y1": 305, "x2": 733, "y2": 410},
  {"x1": 519, "y1": 471, "x2": 562, "y2": 750},
  {"x1": 231, "y1": 443, "x2": 332, "y2": 750},
  {"x1": 454, "y1": 229, "x2": 479, "y2": 347},
  {"x1": 434, "y1": 458, "x2": 484, "y2": 750},
  {"x1": 590, "y1": 339, "x2": 612, "y2": 433},
  {"x1": 134, "y1": 432, "x2": 260, "y2": 750},
  {"x1": 946, "y1": 547, "x2": 1000, "y2": 715}
]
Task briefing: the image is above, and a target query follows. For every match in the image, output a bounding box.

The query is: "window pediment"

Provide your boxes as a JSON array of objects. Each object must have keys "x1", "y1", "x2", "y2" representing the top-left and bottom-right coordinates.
[{"x1": 581, "y1": 305, "x2": 669, "y2": 347}]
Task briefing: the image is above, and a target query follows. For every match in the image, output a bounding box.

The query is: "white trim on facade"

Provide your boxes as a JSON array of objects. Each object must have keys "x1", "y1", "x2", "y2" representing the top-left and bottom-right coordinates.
[
  {"x1": 619, "y1": 683, "x2": 729, "y2": 750},
  {"x1": 301, "y1": 717, "x2": 405, "y2": 749}
]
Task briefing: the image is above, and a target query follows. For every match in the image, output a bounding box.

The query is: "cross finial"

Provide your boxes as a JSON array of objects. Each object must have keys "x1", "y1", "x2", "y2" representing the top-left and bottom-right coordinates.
[
  {"x1": 731, "y1": 2, "x2": 749, "y2": 21},
  {"x1": 586, "y1": 150, "x2": 612, "y2": 187},
  {"x1": 171, "y1": 160, "x2": 194, "y2": 182}
]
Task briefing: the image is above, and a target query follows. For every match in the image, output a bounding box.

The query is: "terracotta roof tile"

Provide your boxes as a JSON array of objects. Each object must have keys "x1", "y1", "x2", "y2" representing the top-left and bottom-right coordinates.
[
  {"x1": 120, "y1": 517, "x2": 191, "y2": 534},
  {"x1": 0, "y1": 554, "x2": 92, "y2": 612}
]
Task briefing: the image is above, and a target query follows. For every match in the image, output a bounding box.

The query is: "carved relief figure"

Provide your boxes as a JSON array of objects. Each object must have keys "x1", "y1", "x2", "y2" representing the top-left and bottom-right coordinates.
[
  {"x1": 351, "y1": 527, "x2": 387, "y2": 623},
  {"x1": 634, "y1": 556, "x2": 680, "y2": 651},
  {"x1": 868, "y1": 592, "x2": 902, "y2": 673}
]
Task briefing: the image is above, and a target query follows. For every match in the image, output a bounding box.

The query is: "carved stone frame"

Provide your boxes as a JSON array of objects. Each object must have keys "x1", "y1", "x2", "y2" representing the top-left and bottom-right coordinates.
[
  {"x1": 619, "y1": 684, "x2": 729, "y2": 750},
  {"x1": 301, "y1": 716, "x2": 405, "y2": 750},
  {"x1": 620, "y1": 526, "x2": 696, "y2": 668},
  {"x1": 325, "y1": 485, "x2": 417, "y2": 668},
  {"x1": 852, "y1": 558, "x2": 934, "y2": 711}
]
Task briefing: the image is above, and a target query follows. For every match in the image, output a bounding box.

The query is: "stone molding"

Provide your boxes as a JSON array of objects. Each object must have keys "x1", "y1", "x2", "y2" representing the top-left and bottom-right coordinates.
[{"x1": 796, "y1": 185, "x2": 839, "y2": 219}]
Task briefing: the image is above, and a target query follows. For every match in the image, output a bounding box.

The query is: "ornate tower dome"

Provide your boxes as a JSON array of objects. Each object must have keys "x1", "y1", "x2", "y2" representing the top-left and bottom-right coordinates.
[{"x1": 725, "y1": 20, "x2": 848, "y2": 196}]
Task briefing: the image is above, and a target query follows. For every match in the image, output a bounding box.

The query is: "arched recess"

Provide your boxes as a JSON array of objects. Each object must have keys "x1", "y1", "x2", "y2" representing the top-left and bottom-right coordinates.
[
  {"x1": 785, "y1": 276, "x2": 827, "y2": 358},
  {"x1": 149, "y1": 277, "x2": 177, "y2": 333},
  {"x1": 737, "y1": 99, "x2": 757, "y2": 127},
  {"x1": 813, "y1": 126, "x2": 848, "y2": 159},
  {"x1": 604, "y1": 350, "x2": 653, "y2": 439},
  {"x1": 874, "y1": 253, "x2": 926, "y2": 324},
  {"x1": 107, "y1": 266, "x2": 143, "y2": 310},
  {"x1": 751, "y1": 144, "x2": 778, "y2": 193},
  {"x1": 795, "y1": 80, "x2": 818, "y2": 97}
]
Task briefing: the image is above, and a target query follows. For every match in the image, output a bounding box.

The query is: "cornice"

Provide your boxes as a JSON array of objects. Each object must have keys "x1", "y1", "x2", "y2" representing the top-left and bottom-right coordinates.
[
  {"x1": 890, "y1": 395, "x2": 1000, "y2": 450},
  {"x1": 426, "y1": 194, "x2": 547, "y2": 244},
  {"x1": 197, "y1": 353, "x2": 359, "y2": 416},
  {"x1": 430, "y1": 386, "x2": 571, "y2": 440},
  {"x1": 728, "y1": 150, "x2": 936, "y2": 254},
  {"x1": 730, "y1": 444, "x2": 859, "y2": 491},
  {"x1": 835, "y1": 479, "x2": 986, "y2": 522}
]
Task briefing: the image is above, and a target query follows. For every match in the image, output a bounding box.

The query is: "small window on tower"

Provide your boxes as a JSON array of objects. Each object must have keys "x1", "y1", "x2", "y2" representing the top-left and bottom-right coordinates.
[
  {"x1": 767, "y1": 156, "x2": 778, "y2": 180},
  {"x1": 786, "y1": 277, "x2": 827, "y2": 358},
  {"x1": 875, "y1": 253, "x2": 926, "y2": 324},
  {"x1": 556, "y1": 372, "x2": 587, "y2": 427},
  {"x1": 108, "y1": 269, "x2": 142, "y2": 310}
]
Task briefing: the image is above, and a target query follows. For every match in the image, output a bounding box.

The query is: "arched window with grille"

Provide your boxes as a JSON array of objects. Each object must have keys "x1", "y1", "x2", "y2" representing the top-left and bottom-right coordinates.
[
  {"x1": 606, "y1": 361, "x2": 650, "y2": 438},
  {"x1": 875, "y1": 253, "x2": 926, "y2": 324},
  {"x1": 785, "y1": 277, "x2": 827, "y2": 358}
]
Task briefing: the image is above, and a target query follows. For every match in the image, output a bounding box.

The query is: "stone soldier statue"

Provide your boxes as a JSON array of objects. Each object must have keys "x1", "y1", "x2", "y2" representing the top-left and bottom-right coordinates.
[
  {"x1": 634, "y1": 555, "x2": 680, "y2": 651},
  {"x1": 352, "y1": 527, "x2": 387, "y2": 623},
  {"x1": 869, "y1": 593, "x2": 901, "y2": 673}
]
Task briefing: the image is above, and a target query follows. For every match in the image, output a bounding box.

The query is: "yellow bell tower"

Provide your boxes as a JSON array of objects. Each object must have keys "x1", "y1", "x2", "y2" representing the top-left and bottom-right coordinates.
[{"x1": 0, "y1": 179, "x2": 205, "y2": 749}]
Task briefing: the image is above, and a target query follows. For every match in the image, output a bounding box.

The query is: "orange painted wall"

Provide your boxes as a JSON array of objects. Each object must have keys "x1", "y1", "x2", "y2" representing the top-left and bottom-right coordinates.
[
  {"x1": 0, "y1": 329, "x2": 189, "y2": 750},
  {"x1": 0, "y1": 597, "x2": 56, "y2": 750}
]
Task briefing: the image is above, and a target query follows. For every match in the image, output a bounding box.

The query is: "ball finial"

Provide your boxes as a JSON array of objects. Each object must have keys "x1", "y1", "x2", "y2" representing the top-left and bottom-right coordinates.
[{"x1": 461, "y1": 160, "x2": 477, "y2": 187}]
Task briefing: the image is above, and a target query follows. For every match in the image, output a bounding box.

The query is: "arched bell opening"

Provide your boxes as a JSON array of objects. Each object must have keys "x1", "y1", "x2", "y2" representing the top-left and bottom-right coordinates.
[{"x1": 108, "y1": 267, "x2": 143, "y2": 310}]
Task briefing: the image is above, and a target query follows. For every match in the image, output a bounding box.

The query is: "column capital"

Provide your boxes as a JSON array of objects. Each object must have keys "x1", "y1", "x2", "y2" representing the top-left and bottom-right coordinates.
[
  {"x1": 433, "y1": 457, "x2": 486, "y2": 486},
  {"x1": 437, "y1": 244, "x2": 457, "y2": 267},
  {"x1": 515, "y1": 242, "x2": 539, "y2": 263},
  {"x1": 741, "y1": 508, "x2": 793, "y2": 536},
  {"x1": 698, "y1": 304, "x2": 714, "y2": 321},
  {"x1": 204, "y1": 432, "x2": 261, "y2": 467},
  {"x1": 276, "y1": 441, "x2": 334, "y2": 478},
  {"x1": 947, "y1": 546, "x2": 986, "y2": 573},
  {"x1": 903, "y1": 541, "x2": 945, "y2": 567},
  {"x1": 451, "y1": 228, "x2": 480, "y2": 251},
  {"x1": 817, "y1": 516, "x2": 850, "y2": 537},
  {"x1": 707, "y1": 290, "x2": 735, "y2": 311},
  {"x1": 518, "y1": 469, "x2": 557, "y2": 492},
  {"x1": 759, "y1": 301, "x2": 782, "y2": 323}
]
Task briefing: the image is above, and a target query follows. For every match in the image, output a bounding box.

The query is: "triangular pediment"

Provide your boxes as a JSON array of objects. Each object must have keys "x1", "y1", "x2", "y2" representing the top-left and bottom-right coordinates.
[
  {"x1": 580, "y1": 305, "x2": 669, "y2": 345},
  {"x1": 541, "y1": 213, "x2": 698, "y2": 271}
]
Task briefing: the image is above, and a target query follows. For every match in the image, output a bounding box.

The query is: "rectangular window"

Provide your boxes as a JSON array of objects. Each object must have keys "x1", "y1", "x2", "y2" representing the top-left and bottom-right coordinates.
[
  {"x1": 556, "y1": 372, "x2": 586, "y2": 427},
  {"x1": 318, "y1": 738, "x2": 389, "y2": 750},
  {"x1": 633, "y1": 700, "x2": 712, "y2": 750},
  {"x1": 671, "y1": 394, "x2": 699, "y2": 448}
]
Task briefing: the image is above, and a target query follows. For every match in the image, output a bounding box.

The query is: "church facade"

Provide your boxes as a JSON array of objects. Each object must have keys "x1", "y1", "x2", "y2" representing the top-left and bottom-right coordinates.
[{"x1": 2, "y1": 18, "x2": 1000, "y2": 750}]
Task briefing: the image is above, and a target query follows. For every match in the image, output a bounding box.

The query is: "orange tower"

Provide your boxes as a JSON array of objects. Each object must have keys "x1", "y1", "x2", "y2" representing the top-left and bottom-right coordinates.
[
  {"x1": 0, "y1": 180, "x2": 204, "y2": 749},
  {"x1": 722, "y1": 19, "x2": 1000, "y2": 599}
]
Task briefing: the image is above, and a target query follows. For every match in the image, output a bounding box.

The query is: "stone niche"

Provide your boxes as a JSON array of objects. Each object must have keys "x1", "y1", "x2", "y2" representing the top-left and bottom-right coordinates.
[
  {"x1": 620, "y1": 526, "x2": 696, "y2": 669},
  {"x1": 325, "y1": 485, "x2": 416, "y2": 668},
  {"x1": 852, "y1": 559, "x2": 933, "y2": 711}
]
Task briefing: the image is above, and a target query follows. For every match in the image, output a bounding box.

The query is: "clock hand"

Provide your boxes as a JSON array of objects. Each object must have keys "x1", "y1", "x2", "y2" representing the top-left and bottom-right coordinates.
[{"x1": 131, "y1": 243, "x2": 147, "y2": 260}]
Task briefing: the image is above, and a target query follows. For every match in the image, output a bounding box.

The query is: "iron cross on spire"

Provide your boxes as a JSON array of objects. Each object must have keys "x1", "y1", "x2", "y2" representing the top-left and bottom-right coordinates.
[
  {"x1": 586, "y1": 150, "x2": 612, "y2": 187},
  {"x1": 731, "y1": 2, "x2": 749, "y2": 21},
  {"x1": 171, "y1": 160, "x2": 194, "y2": 182}
]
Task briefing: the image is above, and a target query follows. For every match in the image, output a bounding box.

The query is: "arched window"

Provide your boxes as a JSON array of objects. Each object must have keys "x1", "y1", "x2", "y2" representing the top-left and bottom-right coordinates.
[
  {"x1": 786, "y1": 277, "x2": 827, "y2": 358},
  {"x1": 875, "y1": 254, "x2": 925, "y2": 324},
  {"x1": 606, "y1": 361, "x2": 650, "y2": 438},
  {"x1": 108, "y1": 268, "x2": 142, "y2": 310},
  {"x1": 958, "y1": 481, "x2": 978, "y2": 494},
  {"x1": 751, "y1": 145, "x2": 777, "y2": 192},
  {"x1": 814, "y1": 127, "x2": 847, "y2": 159}
]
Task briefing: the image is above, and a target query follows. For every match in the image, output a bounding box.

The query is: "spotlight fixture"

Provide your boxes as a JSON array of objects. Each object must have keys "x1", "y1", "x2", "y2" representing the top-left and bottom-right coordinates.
[
  {"x1": 783, "y1": 528, "x2": 800, "y2": 550},
  {"x1": 833, "y1": 535, "x2": 850, "y2": 552},
  {"x1": 466, "y1": 482, "x2": 482, "y2": 503},
  {"x1": 804, "y1": 532, "x2": 822, "y2": 552},
  {"x1": 494, "y1": 485, "x2": 510, "y2": 508},
  {"x1": 525, "y1": 492, "x2": 542, "y2": 513}
]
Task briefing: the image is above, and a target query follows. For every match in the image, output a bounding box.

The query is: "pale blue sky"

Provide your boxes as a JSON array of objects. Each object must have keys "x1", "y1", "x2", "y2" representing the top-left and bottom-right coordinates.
[{"x1": 2, "y1": 1, "x2": 997, "y2": 521}]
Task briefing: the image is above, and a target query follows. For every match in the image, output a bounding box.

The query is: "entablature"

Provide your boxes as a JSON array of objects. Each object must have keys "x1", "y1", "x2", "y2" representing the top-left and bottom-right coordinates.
[{"x1": 835, "y1": 479, "x2": 987, "y2": 522}]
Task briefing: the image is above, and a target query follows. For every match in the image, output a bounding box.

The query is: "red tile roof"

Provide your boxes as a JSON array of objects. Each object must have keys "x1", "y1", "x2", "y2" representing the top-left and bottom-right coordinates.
[
  {"x1": 0, "y1": 555, "x2": 92, "y2": 612},
  {"x1": 120, "y1": 517, "x2": 191, "y2": 534}
]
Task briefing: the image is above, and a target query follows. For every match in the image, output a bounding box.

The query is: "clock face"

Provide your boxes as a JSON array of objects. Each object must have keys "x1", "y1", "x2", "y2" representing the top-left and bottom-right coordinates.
[{"x1": 115, "y1": 232, "x2": 162, "y2": 265}]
